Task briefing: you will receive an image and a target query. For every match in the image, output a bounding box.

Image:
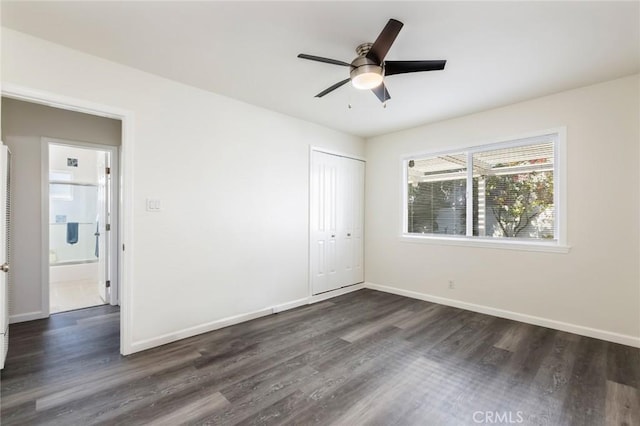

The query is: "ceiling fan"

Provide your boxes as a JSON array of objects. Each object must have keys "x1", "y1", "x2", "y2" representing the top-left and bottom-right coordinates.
[{"x1": 298, "y1": 19, "x2": 446, "y2": 103}]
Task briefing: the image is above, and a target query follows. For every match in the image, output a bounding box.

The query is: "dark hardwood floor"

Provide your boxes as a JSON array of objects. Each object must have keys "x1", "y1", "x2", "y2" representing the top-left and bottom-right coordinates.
[{"x1": 1, "y1": 289, "x2": 638, "y2": 425}]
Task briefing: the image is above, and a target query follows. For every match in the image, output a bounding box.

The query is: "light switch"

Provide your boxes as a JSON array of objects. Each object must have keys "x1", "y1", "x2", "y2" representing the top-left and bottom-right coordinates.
[{"x1": 146, "y1": 198, "x2": 161, "y2": 212}]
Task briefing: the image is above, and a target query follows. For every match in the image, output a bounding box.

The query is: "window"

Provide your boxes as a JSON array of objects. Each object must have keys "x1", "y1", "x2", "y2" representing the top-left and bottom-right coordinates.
[
  {"x1": 407, "y1": 154, "x2": 468, "y2": 236},
  {"x1": 404, "y1": 131, "x2": 566, "y2": 251}
]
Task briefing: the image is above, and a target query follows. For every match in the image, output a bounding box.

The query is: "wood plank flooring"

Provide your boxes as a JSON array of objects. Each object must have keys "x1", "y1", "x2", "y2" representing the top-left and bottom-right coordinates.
[{"x1": 1, "y1": 289, "x2": 638, "y2": 425}]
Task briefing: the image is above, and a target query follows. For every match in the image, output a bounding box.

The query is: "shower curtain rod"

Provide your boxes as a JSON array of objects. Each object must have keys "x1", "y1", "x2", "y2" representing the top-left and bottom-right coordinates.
[{"x1": 49, "y1": 180, "x2": 98, "y2": 187}]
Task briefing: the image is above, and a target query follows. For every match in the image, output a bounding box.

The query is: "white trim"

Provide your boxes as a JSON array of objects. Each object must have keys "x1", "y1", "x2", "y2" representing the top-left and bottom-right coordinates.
[
  {"x1": 109, "y1": 151, "x2": 120, "y2": 306},
  {"x1": 365, "y1": 282, "x2": 640, "y2": 348},
  {"x1": 130, "y1": 307, "x2": 274, "y2": 353},
  {"x1": 309, "y1": 146, "x2": 366, "y2": 162},
  {"x1": 400, "y1": 127, "x2": 566, "y2": 161},
  {"x1": 556, "y1": 127, "x2": 568, "y2": 247},
  {"x1": 9, "y1": 311, "x2": 47, "y2": 324},
  {"x1": 399, "y1": 234, "x2": 571, "y2": 253},
  {"x1": 271, "y1": 298, "x2": 309, "y2": 314},
  {"x1": 402, "y1": 159, "x2": 409, "y2": 237},
  {"x1": 42, "y1": 137, "x2": 117, "y2": 153},
  {"x1": 2, "y1": 84, "x2": 127, "y2": 121},
  {"x1": 2, "y1": 82, "x2": 135, "y2": 356},
  {"x1": 131, "y1": 284, "x2": 364, "y2": 353},
  {"x1": 307, "y1": 147, "x2": 313, "y2": 299},
  {"x1": 40, "y1": 140, "x2": 50, "y2": 319},
  {"x1": 120, "y1": 112, "x2": 135, "y2": 355}
]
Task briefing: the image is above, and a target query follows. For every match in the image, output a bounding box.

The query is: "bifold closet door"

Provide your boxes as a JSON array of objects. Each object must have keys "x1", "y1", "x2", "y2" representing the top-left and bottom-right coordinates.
[
  {"x1": 339, "y1": 156, "x2": 364, "y2": 288},
  {"x1": 310, "y1": 151, "x2": 364, "y2": 295}
]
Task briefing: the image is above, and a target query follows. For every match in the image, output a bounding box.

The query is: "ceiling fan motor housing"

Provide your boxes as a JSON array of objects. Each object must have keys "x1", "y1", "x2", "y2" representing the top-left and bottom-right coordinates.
[{"x1": 350, "y1": 55, "x2": 383, "y2": 89}]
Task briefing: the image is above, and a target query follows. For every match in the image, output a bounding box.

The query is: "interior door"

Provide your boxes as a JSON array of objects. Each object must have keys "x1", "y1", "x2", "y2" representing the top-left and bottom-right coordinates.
[
  {"x1": 96, "y1": 151, "x2": 108, "y2": 303},
  {"x1": 310, "y1": 151, "x2": 365, "y2": 295},
  {"x1": 0, "y1": 144, "x2": 10, "y2": 369},
  {"x1": 310, "y1": 151, "x2": 340, "y2": 294},
  {"x1": 340, "y1": 157, "x2": 365, "y2": 286}
]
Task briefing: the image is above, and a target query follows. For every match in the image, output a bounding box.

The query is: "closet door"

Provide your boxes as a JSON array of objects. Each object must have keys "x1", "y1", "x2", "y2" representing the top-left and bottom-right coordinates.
[
  {"x1": 310, "y1": 151, "x2": 340, "y2": 295},
  {"x1": 339, "y1": 157, "x2": 364, "y2": 287},
  {"x1": 310, "y1": 151, "x2": 364, "y2": 295}
]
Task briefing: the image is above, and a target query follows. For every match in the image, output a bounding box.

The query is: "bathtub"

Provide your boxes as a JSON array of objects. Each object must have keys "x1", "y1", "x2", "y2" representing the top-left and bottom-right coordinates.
[{"x1": 49, "y1": 260, "x2": 99, "y2": 284}]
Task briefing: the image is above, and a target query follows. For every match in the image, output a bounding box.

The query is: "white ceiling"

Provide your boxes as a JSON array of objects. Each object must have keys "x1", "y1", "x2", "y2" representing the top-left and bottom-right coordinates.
[{"x1": 2, "y1": 1, "x2": 639, "y2": 138}]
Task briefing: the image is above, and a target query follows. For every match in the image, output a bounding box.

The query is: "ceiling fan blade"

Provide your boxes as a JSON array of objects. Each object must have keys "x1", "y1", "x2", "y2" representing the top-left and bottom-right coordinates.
[
  {"x1": 366, "y1": 19, "x2": 404, "y2": 64},
  {"x1": 384, "y1": 60, "x2": 447, "y2": 76},
  {"x1": 315, "y1": 78, "x2": 351, "y2": 98},
  {"x1": 371, "y1": 82, "x2": 391, "y2": 103},
  {"x1": 298, "y1": 54, "x2": 351, "y2": 67}
]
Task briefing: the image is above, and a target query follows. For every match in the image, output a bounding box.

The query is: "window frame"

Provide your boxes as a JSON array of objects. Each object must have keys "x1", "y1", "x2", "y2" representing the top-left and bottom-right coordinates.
[{"x1": 400, "y1": 128, "x2": 569, "y2": 253}]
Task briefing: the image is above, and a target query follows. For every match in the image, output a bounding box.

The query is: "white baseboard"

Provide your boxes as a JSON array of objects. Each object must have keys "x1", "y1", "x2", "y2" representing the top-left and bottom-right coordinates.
[
  {"x1": 130, "y1": 307, "x2": 274, "y2": 353},
  {"x1": 308, "y1": 283, "x2": 365, "y2": 304},
  {"x1": 10, "y1": 311, "x2": 47, "y2": 324},
  {"x1": 364, "y1": 282, "x2": 640, "y2": 348},
  {"x1": 271, "y1": 298, "x2": 309, "y2": 313},
  {"x1": 129, "y1": 284, "x2": 365, "y2": 354},
  {"x1": 270, "y1": 284, "x2": 365, "y2": 314}
]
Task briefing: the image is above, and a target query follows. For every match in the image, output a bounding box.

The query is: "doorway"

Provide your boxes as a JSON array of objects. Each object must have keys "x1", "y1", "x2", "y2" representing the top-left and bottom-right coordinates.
[
  {"x1": 2, "y1": 86, "x2": 131, "y2": 355},
  {"x1": 46, "y1": 140, "x2": 118, "y2": 313}
]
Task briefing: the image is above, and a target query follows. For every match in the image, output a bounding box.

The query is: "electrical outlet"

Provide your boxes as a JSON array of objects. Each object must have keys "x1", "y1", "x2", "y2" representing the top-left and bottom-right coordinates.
[{"x1": 448, "y1": 280, "x2": 455, "y2": 290}]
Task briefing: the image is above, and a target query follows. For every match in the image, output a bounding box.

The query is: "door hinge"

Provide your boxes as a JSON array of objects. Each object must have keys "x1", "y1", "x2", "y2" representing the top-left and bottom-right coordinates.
[
  {"x1": 105, "y1": 167, "x2": 111, "y2": 175},
  {"x1": 106, "y1": 280, "x2": 111, "y2": 288},
  {"x1": 106, "y1": 223, "x2": 111, "y2": 231}
]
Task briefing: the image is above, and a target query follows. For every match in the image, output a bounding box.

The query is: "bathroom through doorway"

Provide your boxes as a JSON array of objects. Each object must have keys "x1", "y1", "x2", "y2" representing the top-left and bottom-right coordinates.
[{"x1": 47, "y1": 140, "x2": 118, "y2": 313}]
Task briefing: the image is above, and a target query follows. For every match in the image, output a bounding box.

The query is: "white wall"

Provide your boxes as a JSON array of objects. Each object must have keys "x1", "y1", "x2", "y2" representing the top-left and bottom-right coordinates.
[
  {"x1": 1, "y1": 98, "x2": 121, "y2": 321},
  {"x1": 49, "y1": 144, "x2": 100, "y2": 185},
  {"x1": 1, "y1": 28, "x2": 364, "y2": 352},
  {"x1": 365, "y1": 74, "x2": 640, "y2": 345}
]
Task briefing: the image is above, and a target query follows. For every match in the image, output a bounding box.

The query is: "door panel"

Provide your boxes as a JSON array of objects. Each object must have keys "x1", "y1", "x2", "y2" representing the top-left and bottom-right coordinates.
[
  {"x1": 339, "y1": 158, "x2": 354, "y2": 275},
  {"x1": 349, "y1": 159, "x2": 365, "y2": 285},
  {"x1": 310, "y1": 151, "x2": 339, "y2": 294},
  {"x1": 338, "y1": 157, "x2": 364, "y2": 286},
  {"x1": 0, "y1": 145, "x2": 10, "y2": 369}
]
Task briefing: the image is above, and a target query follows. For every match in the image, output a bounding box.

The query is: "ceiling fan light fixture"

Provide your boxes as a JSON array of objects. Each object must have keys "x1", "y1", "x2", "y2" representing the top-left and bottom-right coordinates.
[{"x1": 350, "y1": 64, "x2": 383, "y2": 90}]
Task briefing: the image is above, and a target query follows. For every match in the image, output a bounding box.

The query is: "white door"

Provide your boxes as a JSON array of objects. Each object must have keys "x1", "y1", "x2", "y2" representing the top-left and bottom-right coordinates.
[
  {"x1": 310, "y1": 151, "x2": 365, "y2": 295},
  {"x1": 310, "y1": 151, "x2": 340, "y2": 294},
  {"x1": 339, "y1": 158, "x2": 365, "y2": 286},
  {"x1": 0, "y1": 145, "x2": 10, "y2": 369},
  {"x1": 96, "y1": 152, "x2": 108, "y2": 303}
]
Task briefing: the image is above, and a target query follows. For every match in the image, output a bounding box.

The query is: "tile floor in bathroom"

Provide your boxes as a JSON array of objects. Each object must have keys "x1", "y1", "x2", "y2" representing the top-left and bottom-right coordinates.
[{"x1": 50, "y1": 279, "x2": 106, "y2": 313}]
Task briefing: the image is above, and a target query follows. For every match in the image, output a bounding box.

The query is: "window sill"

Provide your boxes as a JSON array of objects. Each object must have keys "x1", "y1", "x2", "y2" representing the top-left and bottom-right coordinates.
[{"x1": 399, "y1": 234, "x2": 571, "y2": 253}]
